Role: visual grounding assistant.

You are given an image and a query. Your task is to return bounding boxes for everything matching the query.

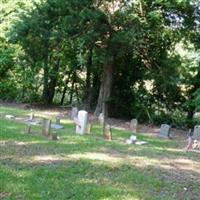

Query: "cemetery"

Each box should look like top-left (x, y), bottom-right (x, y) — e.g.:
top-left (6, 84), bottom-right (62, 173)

top-left (1, 0), bottom-right (200, 199)
top-left (0, 104), bottom-right (200, 200)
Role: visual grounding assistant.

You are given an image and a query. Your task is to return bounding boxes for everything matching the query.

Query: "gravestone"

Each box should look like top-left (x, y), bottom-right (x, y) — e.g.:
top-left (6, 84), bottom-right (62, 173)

top-left (86, 123), bottom-right (92, 134)
top-left (130, 119), bottom-right (138, 133)
top-left (71, 107), bottom-right (78, 120)
top-left (26, 124), bottom-right (32, 134)
top-left (98, 113), bottom-right (104, 126)
top-left (76, 110), bottom-right (88, 135)
top-left (193, 125), bottom-right (200, 140)
top-left (159, 124), bottom-right (171, 138)
top-left (104, 124), bottom-right (112, 140)
top-left (42, 119), bottom-right (51, 136)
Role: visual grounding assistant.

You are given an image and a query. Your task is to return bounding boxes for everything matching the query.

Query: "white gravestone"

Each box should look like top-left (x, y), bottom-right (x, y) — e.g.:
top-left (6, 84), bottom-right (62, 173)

top-left (159, 124), bottom-right (171, 138)
top-left (76, 110), bottom-right (88, 135)
top-left (193, 125), bottom-right (200, 140)
top-left (71, 107), bottom-right (78, 120)
top-left (130, 119), bottom-right (138, 133)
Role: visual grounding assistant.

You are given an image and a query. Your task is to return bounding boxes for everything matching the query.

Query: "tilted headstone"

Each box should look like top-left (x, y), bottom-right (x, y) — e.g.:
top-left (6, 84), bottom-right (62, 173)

top-left (98, 113), bottom-right (104, 126)
top-left (104, 124), bottom-right (112, 140)
top-left (71, 107), bottom-right (78, 120)
top-left (76, 110), bottom-right (88, 135)
top-left (130, 119), bottom-right (138, 133)
top-left (159, 124), bottom-right (171, 138)
top-left (42, 119), bottom-right (51, 136)
top-left (193, 125), bottom-right (200, 140)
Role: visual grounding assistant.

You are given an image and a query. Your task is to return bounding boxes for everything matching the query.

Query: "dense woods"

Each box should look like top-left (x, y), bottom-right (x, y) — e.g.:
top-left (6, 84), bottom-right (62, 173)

top-left (0, 0), bottom-right (200, 126)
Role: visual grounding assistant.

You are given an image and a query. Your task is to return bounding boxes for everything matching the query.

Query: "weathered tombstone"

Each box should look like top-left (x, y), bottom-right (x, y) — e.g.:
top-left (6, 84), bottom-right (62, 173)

top-left (55, 116), bottom-right (60, 124)
top-left (98, 113), bottom-right (104, 126)
top-left (71, 107), bottom-right (78, 120)
top-left (104, 124), bottom-right (112, 140)
top-left (193, 125), bottom-right (200, 140)
top-left (50, 132), bottom-right (58, 140)
top-left (130, 119), bottom-right (138, 133)
top-left (86, 123), bottom-right (92, 134)
top-left (76, 110), bottom-right (88, 135)
top-left (26, 124), bottom-right (32, 134)
top-left (159, 124), bottom-right (171, 138)
top-left (42, 119), bottom-right (51, 136)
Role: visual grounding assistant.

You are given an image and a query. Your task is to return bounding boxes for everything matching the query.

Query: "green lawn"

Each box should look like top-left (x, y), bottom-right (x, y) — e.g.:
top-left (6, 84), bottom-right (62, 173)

top-left (0, 106), bottom-right (200, 200)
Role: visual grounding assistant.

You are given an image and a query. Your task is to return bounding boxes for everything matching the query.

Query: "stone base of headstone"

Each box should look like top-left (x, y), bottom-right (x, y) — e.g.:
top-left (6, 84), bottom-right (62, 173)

top-left (104, 124), bottom-right (112, 140)
top-left (42, 119), bottom-right (51, 136)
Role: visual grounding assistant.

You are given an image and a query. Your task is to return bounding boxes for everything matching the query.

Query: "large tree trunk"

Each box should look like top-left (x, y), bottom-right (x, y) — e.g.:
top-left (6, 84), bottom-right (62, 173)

top-left (60, 72), bottom-right (72, 105)
top-left (43, 58), bottom-right (61, 105)
top-left (94, 58), bottom-right (114, 117)
top-left (187, 69), bottom-right (200, 121)
top-left (42, 57), bottom-right (50, 104)
top-left (83, 47), bottom-right (93, 111)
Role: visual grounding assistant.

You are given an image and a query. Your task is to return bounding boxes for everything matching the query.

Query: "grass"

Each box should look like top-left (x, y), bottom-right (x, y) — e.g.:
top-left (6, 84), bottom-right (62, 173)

top-left (0, 106), bottom-right (200, 200)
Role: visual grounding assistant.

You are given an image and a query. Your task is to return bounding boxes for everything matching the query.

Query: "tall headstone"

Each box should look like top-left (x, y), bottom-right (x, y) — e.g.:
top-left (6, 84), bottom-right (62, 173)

top-left (98, 113), bottom-right (104, 126)
top-left (193, 125), bottom-right (200, 140)
top-left (71, 107), bottom-right (78, 120)
top-left (130, 119), bottom-right (138, 133)
top-left (42, 119), bottom-right (51, 136)
top-left (76, 110), bottom-right (88, 135)
top-left (159, 124), bottom-right (171, 138)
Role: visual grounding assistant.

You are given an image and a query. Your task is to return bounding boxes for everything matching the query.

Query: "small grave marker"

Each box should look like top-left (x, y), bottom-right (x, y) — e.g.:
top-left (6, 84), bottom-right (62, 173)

top-left (76, 110), bottom-right (88, 135)
top-left (104, 124), bottom-right (112, 140)
top-left (27, 124), bottom-right (32, 134)
top-left (71, 107), bottom-right (78, 120)
top-left (159, 124), bottom-right (171, 138)
top-left (130, 119), bottom-right (138, 133)
top-left (42, 119), bottom-right (51, 136)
